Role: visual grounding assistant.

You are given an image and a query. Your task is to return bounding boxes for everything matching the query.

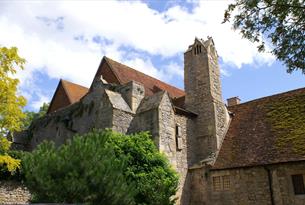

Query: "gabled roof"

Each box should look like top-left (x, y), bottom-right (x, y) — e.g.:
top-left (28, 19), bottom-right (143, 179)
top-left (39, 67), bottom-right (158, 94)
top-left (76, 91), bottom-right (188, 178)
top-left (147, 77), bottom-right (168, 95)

top-left (48, 79), bottom-right (88, 113)
top-left (94, 57), bottom-right (185, 98)
top-left (213, 87), bottom-right (305, 170)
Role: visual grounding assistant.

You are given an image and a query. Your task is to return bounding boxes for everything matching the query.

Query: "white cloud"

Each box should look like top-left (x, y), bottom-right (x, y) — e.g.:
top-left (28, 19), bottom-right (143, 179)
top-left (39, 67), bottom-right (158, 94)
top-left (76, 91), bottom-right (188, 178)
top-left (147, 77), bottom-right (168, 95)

top-left (31, 94), bottom-right (49, 110)
top-left (0, 1), bottom-right (275, 109)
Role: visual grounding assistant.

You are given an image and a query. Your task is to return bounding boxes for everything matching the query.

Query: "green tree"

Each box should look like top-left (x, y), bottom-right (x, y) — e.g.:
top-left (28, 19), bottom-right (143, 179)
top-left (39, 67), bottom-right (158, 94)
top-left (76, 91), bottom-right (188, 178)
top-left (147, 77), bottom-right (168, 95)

top-left (22, 130), bottom-right (179, 205)
top-left (223, 0), bottom-right (305, 73)
top-left (23, 102), bottom-right (49, 129)
top-left (106, 131), bottom-right (179, 205)
top-left (22, 130), bottom-right (136, 204)
top-left (0, 46), bottom-right (26, 137)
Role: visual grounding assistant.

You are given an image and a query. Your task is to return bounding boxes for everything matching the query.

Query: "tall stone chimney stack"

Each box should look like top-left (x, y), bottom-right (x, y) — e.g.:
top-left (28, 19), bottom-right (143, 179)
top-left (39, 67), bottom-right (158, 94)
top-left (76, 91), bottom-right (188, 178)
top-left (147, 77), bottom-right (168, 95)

top-left (184, 37), bottom-right (230, 165)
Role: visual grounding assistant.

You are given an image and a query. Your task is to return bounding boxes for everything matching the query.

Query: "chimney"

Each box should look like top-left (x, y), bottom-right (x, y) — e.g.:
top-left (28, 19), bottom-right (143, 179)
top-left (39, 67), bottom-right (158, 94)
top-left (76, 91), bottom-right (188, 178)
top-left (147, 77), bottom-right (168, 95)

top-left (227, 97), bottom-right (241, 106)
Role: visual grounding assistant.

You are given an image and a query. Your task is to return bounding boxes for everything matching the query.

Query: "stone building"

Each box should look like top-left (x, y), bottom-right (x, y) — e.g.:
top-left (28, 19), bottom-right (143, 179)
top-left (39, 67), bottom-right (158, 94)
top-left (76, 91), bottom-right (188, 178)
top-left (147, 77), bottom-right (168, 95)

top-left (15, 37), bottom-right (305, 205)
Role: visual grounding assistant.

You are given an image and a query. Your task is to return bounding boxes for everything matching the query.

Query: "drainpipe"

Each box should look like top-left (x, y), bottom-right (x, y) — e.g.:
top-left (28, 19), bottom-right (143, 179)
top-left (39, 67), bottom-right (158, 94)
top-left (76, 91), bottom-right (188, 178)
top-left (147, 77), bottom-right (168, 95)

top-left (265, 166), bottom-right (275, 205)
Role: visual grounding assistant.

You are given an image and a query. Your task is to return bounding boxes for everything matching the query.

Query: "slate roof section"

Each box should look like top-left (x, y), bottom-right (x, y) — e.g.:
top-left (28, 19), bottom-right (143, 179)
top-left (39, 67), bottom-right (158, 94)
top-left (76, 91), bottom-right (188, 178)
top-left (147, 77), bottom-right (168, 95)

top-left (105, 89), bottom-right (133, 113)
top-left (213, 87), bottom-right (305, 170)
top-left (137, 91), bottom-right (165, 113)
top-left (100, 57), bottom-right (185, 98)
top-left (48, 79), bottom-right (88, 113)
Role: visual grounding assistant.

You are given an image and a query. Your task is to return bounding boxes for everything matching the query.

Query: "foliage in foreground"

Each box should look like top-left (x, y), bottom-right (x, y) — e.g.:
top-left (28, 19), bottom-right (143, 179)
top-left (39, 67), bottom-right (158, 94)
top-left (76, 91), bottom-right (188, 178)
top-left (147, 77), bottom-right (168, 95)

top-left (22, 131), bottom-right (135, 205)
top-left (0, 46), bottom-right (26, 137)
top-left (0, 136), bottom-right (21, 179)
top-left (107, 131), bottom-right (179, 205)
top-left (22, 130), bottom-right (178, 205)
top-left (224, 0), bottom-right (305, 73)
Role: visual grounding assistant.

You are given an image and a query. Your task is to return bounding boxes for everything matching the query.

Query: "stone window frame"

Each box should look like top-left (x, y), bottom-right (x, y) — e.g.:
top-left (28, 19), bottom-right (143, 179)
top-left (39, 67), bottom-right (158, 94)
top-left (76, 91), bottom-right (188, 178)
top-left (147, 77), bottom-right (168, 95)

top-left (193, 44), bottom-right (202, 55)
top-left (212, 174), bottom-right (231, 192)
top-left (291, 173), bottom-right (305, 195)
top-left (175, 124), bottom-right (183, 151)
top-left (286, 168), bottom-right (305, 199)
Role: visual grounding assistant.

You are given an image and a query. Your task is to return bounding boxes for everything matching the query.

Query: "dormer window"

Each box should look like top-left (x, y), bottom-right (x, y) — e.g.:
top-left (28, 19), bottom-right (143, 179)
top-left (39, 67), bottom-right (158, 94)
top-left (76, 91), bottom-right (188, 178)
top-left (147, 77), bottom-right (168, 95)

top-left (194, 44), bottom-right (202, 55)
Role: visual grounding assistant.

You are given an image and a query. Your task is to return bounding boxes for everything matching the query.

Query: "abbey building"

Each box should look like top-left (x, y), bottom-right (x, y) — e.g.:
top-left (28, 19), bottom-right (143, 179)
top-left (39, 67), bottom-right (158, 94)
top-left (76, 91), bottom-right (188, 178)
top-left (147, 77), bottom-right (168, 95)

top-left (16, 37), bottom-right (305, 205)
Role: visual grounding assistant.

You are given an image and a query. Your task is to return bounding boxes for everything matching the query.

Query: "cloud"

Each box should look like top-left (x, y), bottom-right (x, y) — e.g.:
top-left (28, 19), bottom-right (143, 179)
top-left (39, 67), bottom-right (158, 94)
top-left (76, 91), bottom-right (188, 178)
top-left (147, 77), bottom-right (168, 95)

top-left (31, 94), bottom-right (50, 110)
top-left (0, 1), bottom-right (275, 109)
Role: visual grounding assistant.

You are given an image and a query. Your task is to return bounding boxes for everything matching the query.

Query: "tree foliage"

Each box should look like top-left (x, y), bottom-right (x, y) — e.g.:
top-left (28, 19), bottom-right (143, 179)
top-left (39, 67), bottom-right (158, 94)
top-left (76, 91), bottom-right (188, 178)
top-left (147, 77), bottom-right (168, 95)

top-left (22, 130), bottom-right (135, 204)
top-left (224, 0), bottom-right (305, 73)
top-left (22, 102), bottom-right (49, 129)
top-left (0, 46), bottom-right (26, 137)
top-left (22, 130), bottom-right (178, 204)
top-left (107, 131), bottom-right (179, 205)
top-left (0, 136), bottom-right (21, 178)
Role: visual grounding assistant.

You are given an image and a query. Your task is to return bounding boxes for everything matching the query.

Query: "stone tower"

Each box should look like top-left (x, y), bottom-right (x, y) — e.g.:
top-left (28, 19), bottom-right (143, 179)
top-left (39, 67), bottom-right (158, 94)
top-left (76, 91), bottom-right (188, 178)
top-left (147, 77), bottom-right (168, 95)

top-left (184, 37), bottom-right (229, 165)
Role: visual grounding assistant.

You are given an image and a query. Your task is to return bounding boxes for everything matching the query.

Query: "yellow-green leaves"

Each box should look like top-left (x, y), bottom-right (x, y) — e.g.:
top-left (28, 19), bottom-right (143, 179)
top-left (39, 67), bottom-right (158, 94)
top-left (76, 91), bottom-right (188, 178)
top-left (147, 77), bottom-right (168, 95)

top-left (0, 136), bottom-right (12, 154)
top-left (0, 136), bottom-right (21, 175)
top-left (0, 46), bottom-right (26, 137)
top-left (0, 154), bottom-right (21, 173)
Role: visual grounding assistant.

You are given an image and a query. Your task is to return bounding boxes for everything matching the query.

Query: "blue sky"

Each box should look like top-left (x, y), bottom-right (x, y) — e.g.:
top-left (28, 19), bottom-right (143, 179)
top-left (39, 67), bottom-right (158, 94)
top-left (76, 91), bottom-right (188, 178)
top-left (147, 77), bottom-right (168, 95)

top-left (0, 1), bottom-right (303, 111)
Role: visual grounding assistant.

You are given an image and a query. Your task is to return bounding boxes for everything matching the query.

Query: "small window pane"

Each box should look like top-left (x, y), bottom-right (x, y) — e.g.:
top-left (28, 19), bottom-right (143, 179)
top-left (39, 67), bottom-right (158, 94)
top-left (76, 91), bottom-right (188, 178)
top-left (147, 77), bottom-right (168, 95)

top-left (223, 175), bottom-right (230, 190)
top-left (292, 174), bottom-right (305, 195)
top-left (213, 176), bottom-right (222, 191)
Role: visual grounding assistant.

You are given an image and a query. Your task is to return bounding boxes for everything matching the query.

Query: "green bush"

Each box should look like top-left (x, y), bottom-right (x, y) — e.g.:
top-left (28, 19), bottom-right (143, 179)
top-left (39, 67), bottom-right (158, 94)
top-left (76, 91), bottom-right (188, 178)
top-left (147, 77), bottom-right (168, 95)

top-left (22, 131), bottom-right (136, 205)
top-left (106, 131), bottom-right (179, 205)
top-left (22, 130), bottom-right (179, 205)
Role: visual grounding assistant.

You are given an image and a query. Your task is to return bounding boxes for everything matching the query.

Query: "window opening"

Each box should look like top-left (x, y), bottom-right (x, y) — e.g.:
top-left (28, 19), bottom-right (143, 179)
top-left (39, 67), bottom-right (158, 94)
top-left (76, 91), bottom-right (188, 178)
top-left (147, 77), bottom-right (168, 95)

top-left (292, 174), bottom-right (305, 195)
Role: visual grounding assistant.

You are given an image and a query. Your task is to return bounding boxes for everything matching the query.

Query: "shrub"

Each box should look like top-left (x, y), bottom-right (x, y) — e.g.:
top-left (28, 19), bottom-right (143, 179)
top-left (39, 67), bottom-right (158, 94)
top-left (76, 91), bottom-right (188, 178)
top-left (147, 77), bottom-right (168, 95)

top-left (106, 130), bottom-right (179, 205)
top-left (23, 130), bottom-right (179, 205)
top-left (22, 131), bottom-right (136, 205)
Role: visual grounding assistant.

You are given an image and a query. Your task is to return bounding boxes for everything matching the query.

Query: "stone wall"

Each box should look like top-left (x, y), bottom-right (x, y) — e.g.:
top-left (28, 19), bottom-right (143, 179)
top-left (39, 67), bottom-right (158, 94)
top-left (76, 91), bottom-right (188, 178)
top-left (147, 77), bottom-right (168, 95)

top-left (188, 161), bottom-right (305, 205)
top-left (27, 88), bottom-right (116, 150)
top-left (112, 108), bottom-right (134, 133)
top-left (175, 114), bottom-right (190, 205)
top-left (158, 93), bottom-right (176, 166)
top-left (0, 181), bottom-right (30, 204)
top-left (270, 162), bottom-right (305, 205)
top-left (184, 38), bottom-right (229, 165)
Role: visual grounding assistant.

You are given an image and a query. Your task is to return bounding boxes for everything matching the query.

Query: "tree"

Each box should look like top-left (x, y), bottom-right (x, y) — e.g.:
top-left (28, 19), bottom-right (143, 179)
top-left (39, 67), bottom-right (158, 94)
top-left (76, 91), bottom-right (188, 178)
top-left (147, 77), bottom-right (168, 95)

top-left (22, 102), bottom-right (49, 129)
top-left (0, 136), bottom-right (21, 179)
top-left (106, 131), bottom-right (179, 205)
top-left (22, 130), bottom-right (136, 204)
top-left (223, 0), bottom-right (305, 73)
top-left (22, 130), bottom-right (179, 205)
top-left (0, 46), bottom-right (26, 137)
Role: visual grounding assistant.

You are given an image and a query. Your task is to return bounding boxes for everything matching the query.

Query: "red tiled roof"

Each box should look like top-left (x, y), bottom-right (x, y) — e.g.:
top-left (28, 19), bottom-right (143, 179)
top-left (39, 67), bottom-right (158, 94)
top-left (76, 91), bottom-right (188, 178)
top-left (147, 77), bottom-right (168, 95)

top-left (61, 79), bottom-right (88, 104)
top-left (95, 57), bottom-right (185, 98)
top-left (48, 79), bottom-right (88, 113)
top-left (213, 87), bottom-right (305, 169)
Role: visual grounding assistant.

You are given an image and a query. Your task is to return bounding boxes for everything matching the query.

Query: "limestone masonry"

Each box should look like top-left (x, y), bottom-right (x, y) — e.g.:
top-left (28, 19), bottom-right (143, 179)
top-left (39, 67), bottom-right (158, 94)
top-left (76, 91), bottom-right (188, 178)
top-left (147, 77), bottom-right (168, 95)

top-left (14, 37), bottom-right (305, 205)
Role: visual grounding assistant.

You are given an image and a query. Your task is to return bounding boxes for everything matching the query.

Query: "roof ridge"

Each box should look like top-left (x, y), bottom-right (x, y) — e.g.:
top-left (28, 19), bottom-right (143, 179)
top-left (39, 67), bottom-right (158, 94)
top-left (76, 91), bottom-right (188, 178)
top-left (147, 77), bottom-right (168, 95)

top-left (60, 79), bottom-right (88, 90)
top-left (105, 56), bottom-right (185, 94)
top-left (230, 86), bottom-right (305, 108)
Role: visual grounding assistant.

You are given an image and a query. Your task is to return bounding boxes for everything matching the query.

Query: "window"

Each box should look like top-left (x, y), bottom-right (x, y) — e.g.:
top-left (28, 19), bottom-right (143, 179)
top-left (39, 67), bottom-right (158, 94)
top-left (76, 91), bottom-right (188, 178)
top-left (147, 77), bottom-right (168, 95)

top-left (292, 174), bottom-right (305, 195)
top-left (222, 175), bottom-right (230, 190)
top-left (175, 124), bottom-right (183, 150)
top-left (213, 175), bottom-right (230, 191)
top-left (193, 44), bottom-right (202, 55)
top-left (213, 176), bottom-right (222, 191)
